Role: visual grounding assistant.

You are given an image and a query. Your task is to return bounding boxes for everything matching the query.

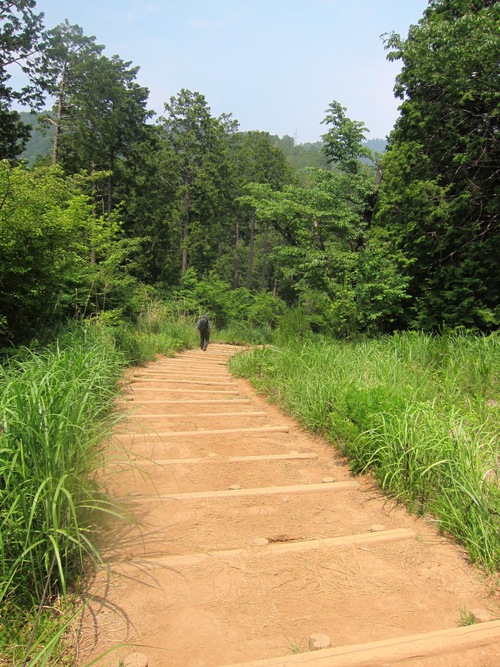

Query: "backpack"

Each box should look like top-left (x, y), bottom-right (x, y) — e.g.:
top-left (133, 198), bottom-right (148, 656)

top-left (198, 315), bottom-right (209, 334)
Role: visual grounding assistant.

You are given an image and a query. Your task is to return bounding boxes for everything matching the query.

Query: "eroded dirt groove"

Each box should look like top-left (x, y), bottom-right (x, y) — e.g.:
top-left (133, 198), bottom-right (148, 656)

top-left (79, 344), bottom-right (500, 667)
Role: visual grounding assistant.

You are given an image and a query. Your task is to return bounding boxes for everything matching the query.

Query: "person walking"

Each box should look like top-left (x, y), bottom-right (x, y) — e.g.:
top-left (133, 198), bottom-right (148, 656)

top-left (196, 314), bottom-right (211, 351)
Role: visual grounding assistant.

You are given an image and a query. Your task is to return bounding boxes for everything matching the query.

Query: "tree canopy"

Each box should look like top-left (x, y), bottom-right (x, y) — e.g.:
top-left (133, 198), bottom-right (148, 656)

top-left (0, 0), bottom-right (498, 345)
top-left (377, 0), bottom-right (500, 330)
top-left (0, 0), bottom-right (45, 159)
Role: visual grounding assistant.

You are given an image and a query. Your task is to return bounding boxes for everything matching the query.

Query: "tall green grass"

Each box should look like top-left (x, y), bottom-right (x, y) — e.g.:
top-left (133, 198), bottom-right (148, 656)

top-left (109, 301), bottom-right (198, 365)
top-left (0, 325), bottom-right (127, 664)
top-left (0, 305), bottom-right (200, 664)
top-left (229, 332), bottom-right (500, 571)
top-left (215, 321), bottom-right (274, 346)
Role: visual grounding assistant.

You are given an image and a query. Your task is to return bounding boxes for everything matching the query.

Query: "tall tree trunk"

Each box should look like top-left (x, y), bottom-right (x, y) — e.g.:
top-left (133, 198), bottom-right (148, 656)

top-left (246, 210), bottom-right (256, 289)
top-left (51, 66), bottom-right (67, 165)
top-left (181, 195), bottom-right (190, 273)
top-left (260, 220), bottom-right (269, 290)
top-left (233, 217), bottom-right (240, 289)
top-left (107, 152), bottom-right (114, 214)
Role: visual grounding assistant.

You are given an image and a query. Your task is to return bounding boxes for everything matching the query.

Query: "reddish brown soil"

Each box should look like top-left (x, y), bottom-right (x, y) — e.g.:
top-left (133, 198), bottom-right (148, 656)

top-left (77, 344), bottom-right (500, 667)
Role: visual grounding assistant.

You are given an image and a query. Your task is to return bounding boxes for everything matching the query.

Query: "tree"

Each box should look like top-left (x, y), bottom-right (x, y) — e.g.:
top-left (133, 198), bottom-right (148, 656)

top-left (321, 100), bottom-right (372, 174)
top-left (0, 161), bottom-right (142, 343)
top-left (38, 21), bottom-right (103, 165)
top-left (231, 131), bottom-right (291, 288)
top-left (377, 0), bottom-right (500, 330)
top-left (0, 0), bottom-right (45, 159)
top-left (116, 125), bottom-right (179, 285)
top-left (237, 164), bottom-right (408, 335)
top-left (233, 100), bottom-right (409, 335)
top-left (158, 89), bottom-right (238, 275)
top-left (56, 53), bottom-right (152, 213)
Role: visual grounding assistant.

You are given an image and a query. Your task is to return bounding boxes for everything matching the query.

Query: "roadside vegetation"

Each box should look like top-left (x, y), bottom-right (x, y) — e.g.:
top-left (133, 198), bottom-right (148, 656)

top-left (0, 314), bottom-right (197, 666)
top-left (229, 331), bottom-right (500, 571)
top-left (1, 303), bottom-right (499, 663)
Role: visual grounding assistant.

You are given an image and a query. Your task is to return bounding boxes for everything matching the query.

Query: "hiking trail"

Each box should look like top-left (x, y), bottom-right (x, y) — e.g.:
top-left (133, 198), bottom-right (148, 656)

top-left (78, 344), bottom-right (500, 666)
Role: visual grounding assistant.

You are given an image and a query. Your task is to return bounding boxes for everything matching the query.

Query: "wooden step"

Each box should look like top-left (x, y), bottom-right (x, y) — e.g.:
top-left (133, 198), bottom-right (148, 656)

top-left (110, 452), bottom-right (319, 466)
top-left (105, 452), bottom-right (329, 494)
top-left (130, 411), bottom-right (267, 418)
top-left (115, 425), bottom-right (290, 439)
top-left (126, 480), bottom-right (359, 502)
top-left (221, 620), bottom-right (500, 667)
top-left (134, 370), bottom-right (232, 378)
top-left (123, 398), bottom-right (252, 405)
top-left (130, 378), bottom-right (237, 386)
top-left (125, 387), bottom-right (237, 394)
top-left (114, 528), bottom-right (416, 570)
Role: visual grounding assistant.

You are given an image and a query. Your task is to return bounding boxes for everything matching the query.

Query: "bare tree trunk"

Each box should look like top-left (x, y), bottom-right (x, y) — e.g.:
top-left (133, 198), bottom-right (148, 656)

top-left (260, 220), bottom-right (269, 290)
top-left (233, 217), bottom-right (240, 289)
top-left (246, 210), bottom-right (256, 289)
top-left (51, 66), bottom-right (67, 165)
top-left (181, 195), bottom-right (189, 273)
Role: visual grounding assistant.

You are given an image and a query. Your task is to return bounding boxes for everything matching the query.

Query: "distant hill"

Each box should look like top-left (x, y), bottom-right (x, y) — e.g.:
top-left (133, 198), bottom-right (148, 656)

top-left (272, 135), bottom-right (387, 171)
top-left (271, 135), bottom-right (331, 170)
top-left (17, 114), bottom-right (388, 171)
top-left (19, 112), bottom-right (53, 165)
top-left (364, 138), bottom-right (388, 157)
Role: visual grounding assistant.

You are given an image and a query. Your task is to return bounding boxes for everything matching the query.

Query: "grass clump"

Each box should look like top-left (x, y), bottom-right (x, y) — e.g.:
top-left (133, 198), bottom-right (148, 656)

top-left (105, 300), bottom-right (198, 365)
top-left (229, 331), bottom-right (500, 571)
top-left (0, 303), bottom-right (209, 664)
top-left (0, 324), bottom-right (126, 663)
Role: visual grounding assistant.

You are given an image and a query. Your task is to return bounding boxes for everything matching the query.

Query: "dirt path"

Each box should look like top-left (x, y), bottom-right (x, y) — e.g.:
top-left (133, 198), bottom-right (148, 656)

top-left (78, 344), bottom-right (500, 667)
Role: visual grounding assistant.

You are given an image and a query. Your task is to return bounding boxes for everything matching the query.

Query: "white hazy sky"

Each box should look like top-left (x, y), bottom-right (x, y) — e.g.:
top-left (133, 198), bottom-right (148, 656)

top-left (33, 0), bottom-right (430, 142)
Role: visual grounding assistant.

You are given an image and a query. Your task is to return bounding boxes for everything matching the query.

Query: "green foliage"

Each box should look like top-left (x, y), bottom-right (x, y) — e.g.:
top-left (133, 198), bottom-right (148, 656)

top-left (38, 20), bottom-right (104, 167)
top-left (377, 0), bottom-right (500, 331)
top-left (229, 332), bottom-right (500, 570)
top-left (271, 135), bottom-right (387, 171)
top-left (321, 100), bottom-right (373, 174)
top-left (109, 300), bottom-right (197, 365)
top-left (272, 136), bottom-right (331, 171)
top-left (217, 321), bottom-right (273, 346)
top-left (19, 111), bottom-right (53, 165)
top-left (233, 131), bottom-right (292, 190)
top-left (54, 48), bottom-right (152, 216)
top-left (274, 306), bottom-right (313, 345)
top-left (0, 596), bottom-right (81, 666)
top-left (237, 162), bottom-right (408, 336)
top-left (158, 89), bottom-right (238, 276)
top-left (247, 291), bottom-right (286, 328)
top-left (0, 325), bottom-right (125, 611)
top-left (0, 162), bottom-right (143, 345)
top-left (0, 0), bottom-right (46, 159)
top-left (170, 270), bottom-right (287, 331)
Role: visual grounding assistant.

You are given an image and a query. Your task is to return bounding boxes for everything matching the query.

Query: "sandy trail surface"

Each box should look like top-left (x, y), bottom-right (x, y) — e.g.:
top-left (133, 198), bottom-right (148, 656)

top-left (78, 344), bottom-right (500, 667)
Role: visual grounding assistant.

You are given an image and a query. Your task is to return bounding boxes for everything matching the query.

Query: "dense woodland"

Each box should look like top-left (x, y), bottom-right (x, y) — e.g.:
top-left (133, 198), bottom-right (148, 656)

top-left (0, 0), bottom-right (499, 346)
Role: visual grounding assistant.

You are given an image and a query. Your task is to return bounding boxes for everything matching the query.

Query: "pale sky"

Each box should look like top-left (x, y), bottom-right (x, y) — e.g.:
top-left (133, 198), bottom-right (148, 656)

top-left (32, 0), bottom-right (429, 142)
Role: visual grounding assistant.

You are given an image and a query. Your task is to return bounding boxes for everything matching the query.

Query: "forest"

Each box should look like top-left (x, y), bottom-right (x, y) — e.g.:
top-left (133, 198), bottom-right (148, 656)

top-left (1, 0), bottom-right (498, 346)
top-left (0, 0), bottom-right (499, 664)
